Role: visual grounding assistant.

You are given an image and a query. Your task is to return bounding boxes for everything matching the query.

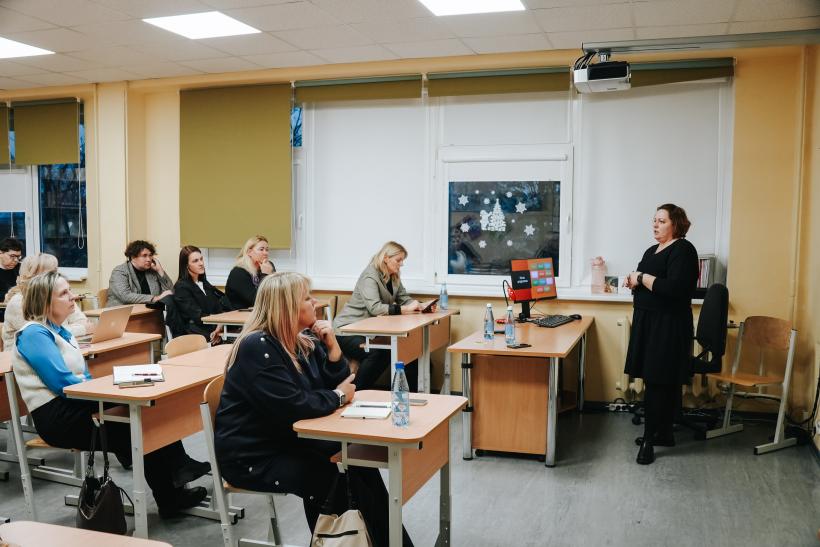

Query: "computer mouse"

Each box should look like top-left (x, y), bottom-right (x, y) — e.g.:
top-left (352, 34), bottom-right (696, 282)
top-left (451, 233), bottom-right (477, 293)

top-left (569, 314), bottom-right (582, 320)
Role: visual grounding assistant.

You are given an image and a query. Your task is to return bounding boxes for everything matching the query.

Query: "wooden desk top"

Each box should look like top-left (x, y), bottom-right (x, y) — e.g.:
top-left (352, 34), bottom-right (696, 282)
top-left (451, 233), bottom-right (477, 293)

top-left (203, 300), bottom-right (330, 326)
top-left (85, 304), bottom-right (157, 318)
top-left (0, 521), bottom-right (171, 546)
top-left (447, 316), bottom-right (594, 358)
top-left (294, 390), bottom-right (466, 444)
top-left (339, 309), bottom-right (459, 336)
top-left (81, 332), bottom-right (162, 357)
top-left (64, 364), bottom-right (219, 403)
top-left (160, 343), bottom-right (232, 371)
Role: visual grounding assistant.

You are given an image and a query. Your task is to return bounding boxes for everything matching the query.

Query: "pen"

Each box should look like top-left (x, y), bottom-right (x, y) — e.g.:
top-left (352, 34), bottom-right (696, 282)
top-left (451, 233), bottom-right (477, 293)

top-left (356, 404), bottom-right (389, 408)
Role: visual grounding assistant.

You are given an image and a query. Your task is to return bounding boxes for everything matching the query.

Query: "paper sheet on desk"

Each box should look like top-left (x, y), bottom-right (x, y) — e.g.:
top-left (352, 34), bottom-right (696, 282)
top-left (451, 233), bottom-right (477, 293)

top-left (341, 401), bottom-right (391, 419)
top-left (113, 364), bottom-right (164, 387)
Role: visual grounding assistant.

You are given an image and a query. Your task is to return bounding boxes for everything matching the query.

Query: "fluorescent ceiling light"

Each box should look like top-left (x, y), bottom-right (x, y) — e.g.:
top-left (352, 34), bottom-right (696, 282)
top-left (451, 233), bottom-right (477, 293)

top-left (143, 11), bottom-right (260, 39)
top-left (0, 37), bottom-right (54, 59)
top-left (418, 0), bottom-right (525, 16)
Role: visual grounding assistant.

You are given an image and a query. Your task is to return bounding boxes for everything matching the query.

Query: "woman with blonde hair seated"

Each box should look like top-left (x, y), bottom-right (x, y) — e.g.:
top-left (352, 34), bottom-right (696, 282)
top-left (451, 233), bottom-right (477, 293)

top-left (2, 253), bottom-right (94, 351)
top-left (215, 272), bottom-right (413, 546)
top-left (225, 235), bottom-right (276, 310)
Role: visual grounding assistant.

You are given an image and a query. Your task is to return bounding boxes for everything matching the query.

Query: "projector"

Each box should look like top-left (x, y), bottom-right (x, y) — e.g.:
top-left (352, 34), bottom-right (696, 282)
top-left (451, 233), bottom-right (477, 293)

top-left (573, 60), bottom-right (631, 93)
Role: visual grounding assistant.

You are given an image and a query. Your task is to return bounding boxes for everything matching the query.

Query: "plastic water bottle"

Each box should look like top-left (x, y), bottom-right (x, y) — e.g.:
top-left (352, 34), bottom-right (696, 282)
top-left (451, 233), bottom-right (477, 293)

top-left (484, 303), bottom-right (494, 342)
top-left (505, 306), bottom-right (517, 346)
top-left (391, 361), bottom-right (410, 428)
top-left (439, 283), bottom-right (448, 310)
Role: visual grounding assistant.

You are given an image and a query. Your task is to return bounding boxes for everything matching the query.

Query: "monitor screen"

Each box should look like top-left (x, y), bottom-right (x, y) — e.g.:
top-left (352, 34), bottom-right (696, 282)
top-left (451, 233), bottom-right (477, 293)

top-left (509, 258), bottom-right (557, 302)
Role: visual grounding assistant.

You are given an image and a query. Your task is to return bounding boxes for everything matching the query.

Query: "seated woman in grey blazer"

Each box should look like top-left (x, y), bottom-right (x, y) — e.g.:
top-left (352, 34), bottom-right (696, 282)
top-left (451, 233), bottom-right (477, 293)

top-left (332, 241), bottom-right (421, 390)
top-left (107, 240), bottom-right (174, 307)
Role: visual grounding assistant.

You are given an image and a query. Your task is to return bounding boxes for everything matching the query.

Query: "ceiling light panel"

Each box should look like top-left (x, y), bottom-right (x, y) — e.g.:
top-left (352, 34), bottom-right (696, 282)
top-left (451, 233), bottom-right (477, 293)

top-left (143, 11), bottom-right (260, 40)
top-left (0, 36), bottom-right (54, 59)
top-left (418, 0), bottom-right (525, 17)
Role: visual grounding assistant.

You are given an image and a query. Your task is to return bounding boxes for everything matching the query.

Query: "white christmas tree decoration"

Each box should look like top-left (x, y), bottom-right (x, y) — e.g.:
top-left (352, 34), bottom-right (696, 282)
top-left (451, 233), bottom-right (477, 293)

top-left (524, 224), bottom-right (535, 236)
top-left (460, 222), bottom-right (470, 233)
top-left (479, 210), bottom-right (490, 230)
top-left (486, 199), bottom-right (506, 232)
top-left (515, 201), bottom-right (527, 214)
top-left (479, 240), bottom-right (487, 249)
top-left (458, 194), bottom-right (469, 206)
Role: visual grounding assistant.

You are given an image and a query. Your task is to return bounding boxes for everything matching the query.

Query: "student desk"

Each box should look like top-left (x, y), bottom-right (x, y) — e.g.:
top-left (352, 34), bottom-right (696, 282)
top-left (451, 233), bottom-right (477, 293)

top-left (158, 343), bottom-right (232, 371)
top-left (447, 317), bottom-right (593, 467)
top-left (63, 364), bottom-right (225, 538)
top-left (0, 521), bottom-right (172, 546)
top-left (82, 332), bottom-right (162, 377)
top-left (294, 390), bottom-right (466, 547)
top-left (338, 310), bottom-right (458, 394)
top-left (203, 299), bottom-right (331, 341)
top-left (85, 304), bottom-right (164, 336)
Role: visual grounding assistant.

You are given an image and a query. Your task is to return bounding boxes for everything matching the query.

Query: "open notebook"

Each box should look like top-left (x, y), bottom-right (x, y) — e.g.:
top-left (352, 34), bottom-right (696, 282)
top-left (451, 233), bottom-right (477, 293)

top-left (341, 401), bottom-right (392, 419)
top-left (113, 364), bottom-right (164, 388)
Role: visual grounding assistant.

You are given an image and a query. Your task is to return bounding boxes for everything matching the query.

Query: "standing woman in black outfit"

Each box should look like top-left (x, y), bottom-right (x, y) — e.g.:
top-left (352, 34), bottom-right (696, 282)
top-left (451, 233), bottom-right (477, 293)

top-left (624, 203), bottom-right (699, 465)
top-left (225, 235), bottom-right (275, 310)
top-left (172, 245), bottom-right (230, 344)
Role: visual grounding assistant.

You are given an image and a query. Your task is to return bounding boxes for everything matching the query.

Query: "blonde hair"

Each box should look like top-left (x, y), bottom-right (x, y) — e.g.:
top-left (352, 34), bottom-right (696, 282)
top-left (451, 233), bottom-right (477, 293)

top-left (235, 235), bottom-right (269, 276)
top-left (227, 272), bottom-right (315, 373)
top-left (4, 253), bottom-right (58, 302)
top-left (370, 241), bottom-right (407, 284)
top-left (22, 270), bottom-right (64, 324)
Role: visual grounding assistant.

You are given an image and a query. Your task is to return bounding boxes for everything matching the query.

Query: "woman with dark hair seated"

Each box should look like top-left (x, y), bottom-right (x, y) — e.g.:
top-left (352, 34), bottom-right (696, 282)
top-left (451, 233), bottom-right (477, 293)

top-left (171, 245), bottom-right (230, 344)
top-left (12, 271), bottom-right (209, 517)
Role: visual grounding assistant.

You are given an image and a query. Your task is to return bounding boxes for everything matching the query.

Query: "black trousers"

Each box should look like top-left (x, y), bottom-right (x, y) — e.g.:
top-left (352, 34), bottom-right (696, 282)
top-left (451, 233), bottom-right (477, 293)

top-left (643, 383), bottom-right (681, 438)
top-left (337, 335), bottom-right (418, 392)
top-left (30, 396), bottom-right (188, 508)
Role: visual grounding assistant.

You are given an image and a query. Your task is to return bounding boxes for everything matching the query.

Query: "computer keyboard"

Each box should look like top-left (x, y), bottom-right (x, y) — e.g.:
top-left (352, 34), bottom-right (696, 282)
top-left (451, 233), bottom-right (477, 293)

top-left (531, 315), bottom-right (574, 328)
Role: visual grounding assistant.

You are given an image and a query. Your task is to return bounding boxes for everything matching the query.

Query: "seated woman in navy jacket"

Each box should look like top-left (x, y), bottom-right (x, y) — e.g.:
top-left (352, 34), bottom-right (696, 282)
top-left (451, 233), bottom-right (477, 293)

top-left (214, 272), bottom-right (413, 546)
top-left (171, 245), bottom-right (230, 344)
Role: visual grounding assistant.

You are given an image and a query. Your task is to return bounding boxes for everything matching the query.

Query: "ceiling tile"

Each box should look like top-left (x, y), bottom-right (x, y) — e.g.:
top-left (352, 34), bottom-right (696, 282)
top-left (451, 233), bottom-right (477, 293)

top-left (309, 0), bottom-right (432, 24)
top-left (202, 0), bottom-right (294, 8)
top-left (273, 25), bottom-right (374, 49)
top-left (350, 17), bottom-right (455, 43)
top-left (18, 72), bottom-right (89, 86)
top-left (70, 46), bottom-right (164, 66)
top-left (384, 38), bottom-right (474, 58)
top-left (636, 23), bottom-right (728, 40)
top-left (0, 77), bottom-right (37, 90)
top-left (65, 67), bottom-right (142, 82)
top-left (462, 33), bottom-right (552, 54)
top-left (91, 0), bottom-right (213, 18)
top-left (0, 6), bottom-right (57, 33)
top-left (547, 27), bottom-right (634, 49)
top-left (70, 19), bottom-right (182, 46)
top-left (533, 4), bottom-right (633, 32)
top-left (126, 62), bottom-right (204, 78)
top-left (133, 38), bottom-right (232, 62)
top-left (1, 0), bottom-right (128, 28)
top-left (180, 56), bottom-right (263, 73)
top-left (10, 53), bottom-right (102, 72)
top-left (242, 50), bottom-right (326, 67)
top-left (199, 32), bottom-right (297, 55)
top-left (8, 28), bottom-right (110, 53)
top-left (524, 0), bottom-right (625, 7)
top-left (442, 12), bottom-right (543, 38)
top-left (312, 44), bottom-right (398, 64)
top-left (633, 0), bottom-right (735, 27)
top-left (733, 0), bottom-right (820, 21)
top-left (0, 61), bottom-right (50, 77)
top-left (227, 1), bottom-right (340, 31)
top-left (728, 16), bottom-right (820, 33)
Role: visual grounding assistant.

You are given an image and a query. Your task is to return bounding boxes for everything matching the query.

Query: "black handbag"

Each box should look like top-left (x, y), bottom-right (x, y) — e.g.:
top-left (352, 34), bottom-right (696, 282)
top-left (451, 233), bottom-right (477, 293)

top-left (76, 421), bottom-right (132, 535)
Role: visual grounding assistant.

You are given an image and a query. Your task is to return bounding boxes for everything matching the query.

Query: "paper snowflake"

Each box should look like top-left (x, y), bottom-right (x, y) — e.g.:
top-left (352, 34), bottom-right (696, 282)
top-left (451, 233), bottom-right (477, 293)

top-left (460, 223), bottom-right (470, 233)
top-left (524, 224), bottom-right (535, 237)
top-left (515, 202), bottom-right (527, 214)
top-left (458, 194), bottom-right (469, 206)
top-left (483, 198), bottom-right (490, 205)
top-left (506, 191), bottom-right (512, 198)
top-left (506, 240), bottom-right (513, 246)
top-left (479, 210), bottom-right (490, 230)
top-left (479, 240), bottom-right (487, 249)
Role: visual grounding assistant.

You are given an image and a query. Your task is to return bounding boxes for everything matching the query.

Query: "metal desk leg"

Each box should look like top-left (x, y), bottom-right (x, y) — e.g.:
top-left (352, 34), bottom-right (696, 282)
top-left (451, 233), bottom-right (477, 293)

top-left (546, 357), bottom-right (559, 467)
top-left (390, 337), bottom-right (399, 380)
top-left (387, 446), bottom-right (404, 547)
top-left (442, 352), bottom-right (451, 395)
top-left (129, 403), bottom-right (149, 538)
top-left (578, 333), bottom-right (587, 412)
top-left (435, 443), bottom-right (451, 546)
top-left (461, 354), bottom-right (473, 460)
top-left (419, 326), bottom-right (431, 393)
top-left (5, 373), bottom-right (36, 520)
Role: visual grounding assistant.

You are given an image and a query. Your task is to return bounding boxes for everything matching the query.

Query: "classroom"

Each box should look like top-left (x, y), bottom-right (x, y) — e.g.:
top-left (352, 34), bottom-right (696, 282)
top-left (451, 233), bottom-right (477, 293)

top-left (0, 1), bottom-right (819, 546)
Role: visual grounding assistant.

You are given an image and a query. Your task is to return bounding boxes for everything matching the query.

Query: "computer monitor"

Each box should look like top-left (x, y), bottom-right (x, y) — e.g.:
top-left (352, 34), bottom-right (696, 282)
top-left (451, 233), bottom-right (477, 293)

top-left (509, 257), bottom-right (557, 320)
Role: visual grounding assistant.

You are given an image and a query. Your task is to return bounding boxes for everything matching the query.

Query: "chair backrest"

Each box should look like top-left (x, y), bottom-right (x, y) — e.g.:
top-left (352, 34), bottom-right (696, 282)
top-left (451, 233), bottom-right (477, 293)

top-left (98, 288), bottom-right (108, 308)
top-left (203, 375), bottom-right (225, 424)
top-left (691, 283), bottom-right (729, 374)
top-left (733, 315), bottom-right (795, 378)
top-left (165, 334), bottom-right (208, 358)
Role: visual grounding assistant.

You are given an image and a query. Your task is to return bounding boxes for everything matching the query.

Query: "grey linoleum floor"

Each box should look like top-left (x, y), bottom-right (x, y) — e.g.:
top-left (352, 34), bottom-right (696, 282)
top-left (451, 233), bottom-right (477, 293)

top-left (2, 411), bottom-right (818, 547)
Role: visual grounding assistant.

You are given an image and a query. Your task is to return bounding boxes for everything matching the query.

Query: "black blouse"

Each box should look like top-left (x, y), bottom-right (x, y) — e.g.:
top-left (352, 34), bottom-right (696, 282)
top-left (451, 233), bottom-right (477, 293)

top-left (633, 238), bottom-right (699, 313)
top-left (225, 261), bottom-right (275, 310)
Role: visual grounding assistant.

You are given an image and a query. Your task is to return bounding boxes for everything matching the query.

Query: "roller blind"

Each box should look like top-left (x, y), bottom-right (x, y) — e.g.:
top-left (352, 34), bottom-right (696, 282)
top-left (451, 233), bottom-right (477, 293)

top-left (294, 76), bottom-right (422, 103)
top-left (631, 59), bottom-right (734, 87)
top-left (180, 84), bottom-right (292, 249)
top-left (0, 106), bottom-right (8, 164)
top-left (428, 68), bottom-right (569, 97)
top-left (12, 101), bottom-right (79, 165)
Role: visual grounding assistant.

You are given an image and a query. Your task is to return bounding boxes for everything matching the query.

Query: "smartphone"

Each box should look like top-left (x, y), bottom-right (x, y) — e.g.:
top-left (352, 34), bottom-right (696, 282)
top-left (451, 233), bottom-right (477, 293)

top-left (506, 343), bottom-right (532, 349)
top-left (409, 398), bottom-right (429, 406)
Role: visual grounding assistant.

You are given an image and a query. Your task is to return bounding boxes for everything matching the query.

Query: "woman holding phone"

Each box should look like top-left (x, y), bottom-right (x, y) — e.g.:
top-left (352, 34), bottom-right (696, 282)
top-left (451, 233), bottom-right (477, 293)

top-left (107, 240), bottom-right (174, 306)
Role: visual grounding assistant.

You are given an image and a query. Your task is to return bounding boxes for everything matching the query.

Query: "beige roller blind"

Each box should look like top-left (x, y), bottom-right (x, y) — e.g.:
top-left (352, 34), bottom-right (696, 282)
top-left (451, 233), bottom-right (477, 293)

top-left (12, 101), bottom-right (79, 165)
top-left (428, 68), bottom-right (569, 97)
top-left (631, 59), bottom-right (734, 87)
top-left (180, 84), bottom-right (292, 249)
top-left (0, 106), bottom-right (8, 165)
top-left (294, 76), bottom-right (422, 103)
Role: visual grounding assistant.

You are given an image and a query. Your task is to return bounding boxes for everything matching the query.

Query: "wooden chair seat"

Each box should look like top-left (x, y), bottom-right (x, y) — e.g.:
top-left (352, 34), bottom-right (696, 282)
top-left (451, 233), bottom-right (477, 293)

top-left (709, 371), bottom-right (782, 387)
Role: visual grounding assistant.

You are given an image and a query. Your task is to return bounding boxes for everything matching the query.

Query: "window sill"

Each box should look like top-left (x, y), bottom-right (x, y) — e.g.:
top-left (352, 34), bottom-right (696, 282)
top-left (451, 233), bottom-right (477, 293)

top-left (59, 267), bottom-right (87, 282)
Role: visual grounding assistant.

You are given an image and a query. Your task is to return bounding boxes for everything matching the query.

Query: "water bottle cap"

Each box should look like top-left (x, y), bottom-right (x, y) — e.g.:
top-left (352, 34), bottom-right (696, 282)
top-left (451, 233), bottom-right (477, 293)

top-left (507, 305), bottom-right (513, 311)
top-left (395, 361), bottom-right (405, 369)
top-left (486, 303), bottom-right (492, 308)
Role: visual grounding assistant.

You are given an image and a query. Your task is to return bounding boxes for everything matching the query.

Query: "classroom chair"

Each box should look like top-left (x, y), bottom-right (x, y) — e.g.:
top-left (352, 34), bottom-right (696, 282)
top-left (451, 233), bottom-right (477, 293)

top-left (706, 316), bottom-right (798, 454)
top-left (201, 376), bottom-right (290, 547)
top-left (97, 288), bottom-right (108, 308)
top-left (165, 334), bottom-right (208, 359)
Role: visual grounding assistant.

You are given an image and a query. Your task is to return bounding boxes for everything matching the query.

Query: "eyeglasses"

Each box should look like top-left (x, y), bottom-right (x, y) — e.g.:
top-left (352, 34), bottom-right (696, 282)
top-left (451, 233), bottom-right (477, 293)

top-left (2, 253), bottom-right (22, 262)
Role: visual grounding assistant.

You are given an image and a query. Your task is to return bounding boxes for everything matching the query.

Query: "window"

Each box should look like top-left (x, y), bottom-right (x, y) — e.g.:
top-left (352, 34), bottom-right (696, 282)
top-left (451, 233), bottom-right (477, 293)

top-left (0, 212), bottom-right (26, 251)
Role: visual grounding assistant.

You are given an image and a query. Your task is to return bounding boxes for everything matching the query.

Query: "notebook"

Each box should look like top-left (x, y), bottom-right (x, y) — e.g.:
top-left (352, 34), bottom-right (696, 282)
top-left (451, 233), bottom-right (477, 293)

top-left (113, 364), bottom-right (164, 388)
top-left (341, 401), bottom-right (392, 419)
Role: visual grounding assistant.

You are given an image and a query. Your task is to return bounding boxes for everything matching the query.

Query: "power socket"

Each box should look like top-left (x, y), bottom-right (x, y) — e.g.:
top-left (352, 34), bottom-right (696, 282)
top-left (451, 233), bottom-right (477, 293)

top-left (608, 403), bottom-right (630, 412)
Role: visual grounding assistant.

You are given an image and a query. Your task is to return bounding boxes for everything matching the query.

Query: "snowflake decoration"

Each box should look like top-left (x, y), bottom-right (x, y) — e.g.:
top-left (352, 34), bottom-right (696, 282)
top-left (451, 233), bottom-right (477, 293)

top-left (474, 190), bottom-right (480, 194)
top-left (458, 194), bottom-right (469, 206)
top-left (491, 190), bottom-right (495, 195)
top-left (524, 224), bottom-right (535, 237)
top-left (506, 240), bottom-right (513, 247)
top-left (483, 198), bottom-right (490, 205)
top-left (460, 222), bottom-right (470, 233)
top-left (515, 202), bottom-right (527, 214)
top-left (506, 191), bottom-right (512, 198)
top-left (511, 219), bottom-right (516, 224)
top-left (478, 240), bottom-right (487, 249)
